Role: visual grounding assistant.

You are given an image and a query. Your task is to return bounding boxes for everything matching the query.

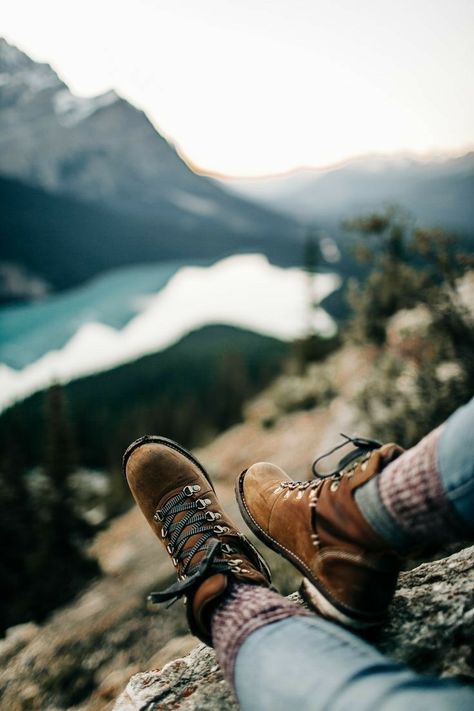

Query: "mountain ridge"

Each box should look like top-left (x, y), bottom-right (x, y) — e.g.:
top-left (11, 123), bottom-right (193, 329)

top-left (0, 38), bottom-right (298, 237)
top-left (0, 38), bottom-right (303, 301)
top-left (221, 151), bottom-right (474, 234)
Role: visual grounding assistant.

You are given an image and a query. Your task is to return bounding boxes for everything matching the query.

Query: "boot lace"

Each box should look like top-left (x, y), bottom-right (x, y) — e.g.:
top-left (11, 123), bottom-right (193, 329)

top-left (311, 434), bottom-right (381, 479)
top-left (279, 435), bottom-right (382, 548)
top-left (278, 434), bottom-right (381, 493)
top-left (148, 484), bottom-right (242, 606)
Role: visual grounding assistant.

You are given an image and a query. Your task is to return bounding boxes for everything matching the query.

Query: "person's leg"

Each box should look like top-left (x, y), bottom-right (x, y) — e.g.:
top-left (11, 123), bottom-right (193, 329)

top-left (438, 396), bottom-right (474, 530)
top-left (232, 615), bottom-right (474, 711)
top-left (221, 399), bottom-right (474, 709)
top-left (355, 396), bottom-right (474, 553)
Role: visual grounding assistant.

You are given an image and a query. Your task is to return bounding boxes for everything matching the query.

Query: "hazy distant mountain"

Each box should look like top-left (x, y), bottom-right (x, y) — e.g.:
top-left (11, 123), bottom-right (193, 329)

top-left (222, 153), bottom-right (474, 235)
top-left (0, 37), bottom-right (301, 290)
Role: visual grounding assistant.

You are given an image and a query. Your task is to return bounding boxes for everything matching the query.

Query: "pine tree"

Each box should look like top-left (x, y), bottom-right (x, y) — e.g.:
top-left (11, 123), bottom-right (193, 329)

top-left (27, 384), bottom-right (99, 620)
top-left (0, 439), bottom-right (32, 631)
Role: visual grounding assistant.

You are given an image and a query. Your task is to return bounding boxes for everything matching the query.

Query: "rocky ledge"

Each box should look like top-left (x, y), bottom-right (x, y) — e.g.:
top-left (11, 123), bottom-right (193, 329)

top-left (115, 545), bottom-right (474, 710)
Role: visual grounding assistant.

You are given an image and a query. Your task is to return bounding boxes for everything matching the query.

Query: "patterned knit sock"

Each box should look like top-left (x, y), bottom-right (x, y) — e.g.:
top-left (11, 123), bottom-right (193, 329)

top-left (355, 426), bottom-right (465, 553)
top-left (211, 582), bottom-right (310, 685)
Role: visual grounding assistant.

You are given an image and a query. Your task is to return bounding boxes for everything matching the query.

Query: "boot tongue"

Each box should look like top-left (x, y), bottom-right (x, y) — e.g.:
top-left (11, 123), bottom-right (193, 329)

top-left (314, 443), bottom-right (405, 551)
top-left (191, 573), bottom-right (229, 641)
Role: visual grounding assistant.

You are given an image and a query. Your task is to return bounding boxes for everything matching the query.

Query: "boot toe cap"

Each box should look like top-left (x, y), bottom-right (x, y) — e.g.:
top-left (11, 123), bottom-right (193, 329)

top-left (125, 441), bottom-right (177, 488)
top-left (123, 438), bottom-right (210, 522)
top-left (238, 462), bottom-right (290, 526)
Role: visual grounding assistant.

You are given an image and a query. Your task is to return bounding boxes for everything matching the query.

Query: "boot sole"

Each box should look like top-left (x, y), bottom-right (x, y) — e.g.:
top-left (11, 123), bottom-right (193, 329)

top-left (235, 470), bottom-right (384, 630)
top-left (122, 435), bottom-right (216, 492)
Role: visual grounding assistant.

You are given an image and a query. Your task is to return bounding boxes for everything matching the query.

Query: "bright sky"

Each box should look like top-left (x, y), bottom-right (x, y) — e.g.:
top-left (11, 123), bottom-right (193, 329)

top-left (2, 0), bottom-right (474, 176)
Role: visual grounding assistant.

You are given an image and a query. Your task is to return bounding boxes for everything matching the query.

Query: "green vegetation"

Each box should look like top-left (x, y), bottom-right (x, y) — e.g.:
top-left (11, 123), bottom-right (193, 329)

top-left (346, 207), bottom-right (474, 445)
top-left (0, 385), bottom-right (98, 633)
top-left (0, 325), bottom-right (290, 471)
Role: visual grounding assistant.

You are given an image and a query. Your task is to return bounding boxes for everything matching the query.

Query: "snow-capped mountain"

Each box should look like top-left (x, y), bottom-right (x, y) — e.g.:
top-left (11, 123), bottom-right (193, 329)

top-left (0, 39), bottom-right (306, 301)
top-left (0, 38), bottom-right (297, 238)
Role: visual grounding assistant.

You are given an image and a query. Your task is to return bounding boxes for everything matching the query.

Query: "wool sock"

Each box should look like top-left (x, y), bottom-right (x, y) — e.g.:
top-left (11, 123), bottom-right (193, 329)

top-left (355, 426), bottom-right (465, 553)
top-left (211, 582), bottom-right (310, 685)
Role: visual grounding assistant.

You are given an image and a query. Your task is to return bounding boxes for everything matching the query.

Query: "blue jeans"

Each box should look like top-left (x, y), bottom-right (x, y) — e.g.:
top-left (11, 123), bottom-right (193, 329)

top-left (438, 396), bottom-right (474, 533)
top-left (234, 398), bottom-right (474, 711)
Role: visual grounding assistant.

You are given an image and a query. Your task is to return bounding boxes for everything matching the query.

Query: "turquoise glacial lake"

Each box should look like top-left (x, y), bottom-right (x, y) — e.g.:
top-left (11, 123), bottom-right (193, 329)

top-left (0, 261), bottom-right (190, 369)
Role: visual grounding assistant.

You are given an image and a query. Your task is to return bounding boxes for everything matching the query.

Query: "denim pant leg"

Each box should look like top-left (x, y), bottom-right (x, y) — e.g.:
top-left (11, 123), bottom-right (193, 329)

top-left (234, 617), bottom-right (474, 711)
top-left (438, 396), bottom-right (474, 534)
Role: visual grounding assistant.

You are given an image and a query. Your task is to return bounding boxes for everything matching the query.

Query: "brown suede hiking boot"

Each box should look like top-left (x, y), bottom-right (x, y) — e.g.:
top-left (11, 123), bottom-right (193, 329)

top-left (123, 435), bottom-right (272, 645)
top-left (236, 437), bottom-right (404, 630)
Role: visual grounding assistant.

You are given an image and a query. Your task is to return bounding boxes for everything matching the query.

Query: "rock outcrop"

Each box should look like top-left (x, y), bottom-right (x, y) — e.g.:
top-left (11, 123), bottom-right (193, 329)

top-left (115, 545), bottom-right (474, 710)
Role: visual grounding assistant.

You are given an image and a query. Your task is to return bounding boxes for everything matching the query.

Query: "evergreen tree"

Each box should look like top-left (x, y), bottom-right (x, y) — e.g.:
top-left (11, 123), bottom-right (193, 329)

top-left (0, 440), bottom-right (32, 631)
top-left (27, 384), bottom-right (99, 621)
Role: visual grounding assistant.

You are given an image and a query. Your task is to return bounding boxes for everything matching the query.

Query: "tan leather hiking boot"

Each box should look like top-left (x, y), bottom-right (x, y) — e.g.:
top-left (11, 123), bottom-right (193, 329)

top-left (123, 435), bottom-right (271, 645)
top-left (236, 437), bottom-right (404, 630)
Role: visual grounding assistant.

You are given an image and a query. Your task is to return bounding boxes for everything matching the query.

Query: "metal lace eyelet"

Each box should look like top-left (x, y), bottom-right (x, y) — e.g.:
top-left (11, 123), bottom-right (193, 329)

top-left (205, 511), bottom-right (219, 521)
top-left (230, 558), bottom-right (243, 566)
top-left (161, 526), bottom-right (168, 538)
top-left (167, 543), bottom-right (174, 554)
top-left (153, 510), bottom-right (163, 522)
top-left (196, 498), bottom-right (210, 509)
top-left (221, 543), bottom-right (233, 553)
top-left (330, 480), bottom-right (340, 492)
top-left (172, 557), bottom-right (178, 567)
top-left (183, 485), bottom-right (196, 496)
top-left (231, 566), bottom-right (241, 573)
top-left (213, 525), bottom-right (229, 534)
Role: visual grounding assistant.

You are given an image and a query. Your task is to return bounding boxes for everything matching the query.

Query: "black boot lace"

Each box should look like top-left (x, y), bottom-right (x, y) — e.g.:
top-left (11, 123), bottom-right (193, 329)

top-left (148, 484), bottom-right (241, 606)
top-left (278, 435), bottom-right (383, 549)
top-left (311, 434), bottom-right (381, 479)
top-left (277, 435), bottom-right (382, 497)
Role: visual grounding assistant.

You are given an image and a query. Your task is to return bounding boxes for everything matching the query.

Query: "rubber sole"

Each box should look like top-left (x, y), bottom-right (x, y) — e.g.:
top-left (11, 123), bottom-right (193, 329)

top-left (235, 470), bottom-right (384, 630)
top-left (122, 435), bottom-right (216, 493)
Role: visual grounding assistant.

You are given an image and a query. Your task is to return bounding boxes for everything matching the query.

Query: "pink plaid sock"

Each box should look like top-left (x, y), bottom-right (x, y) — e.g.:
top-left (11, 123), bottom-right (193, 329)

top-left (211, 582), bottom-right (310, 685)
top-left (356, 426), bottom-right (465, 552)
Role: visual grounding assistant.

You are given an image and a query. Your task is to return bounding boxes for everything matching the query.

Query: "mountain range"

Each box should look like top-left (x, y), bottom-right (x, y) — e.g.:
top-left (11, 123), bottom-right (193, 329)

top-left (222, 152), bottom-right (474, 235)
top-left (1, 37), bottom-right (472, 305)
top-left (0, 38), bottom-right (301, 300)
